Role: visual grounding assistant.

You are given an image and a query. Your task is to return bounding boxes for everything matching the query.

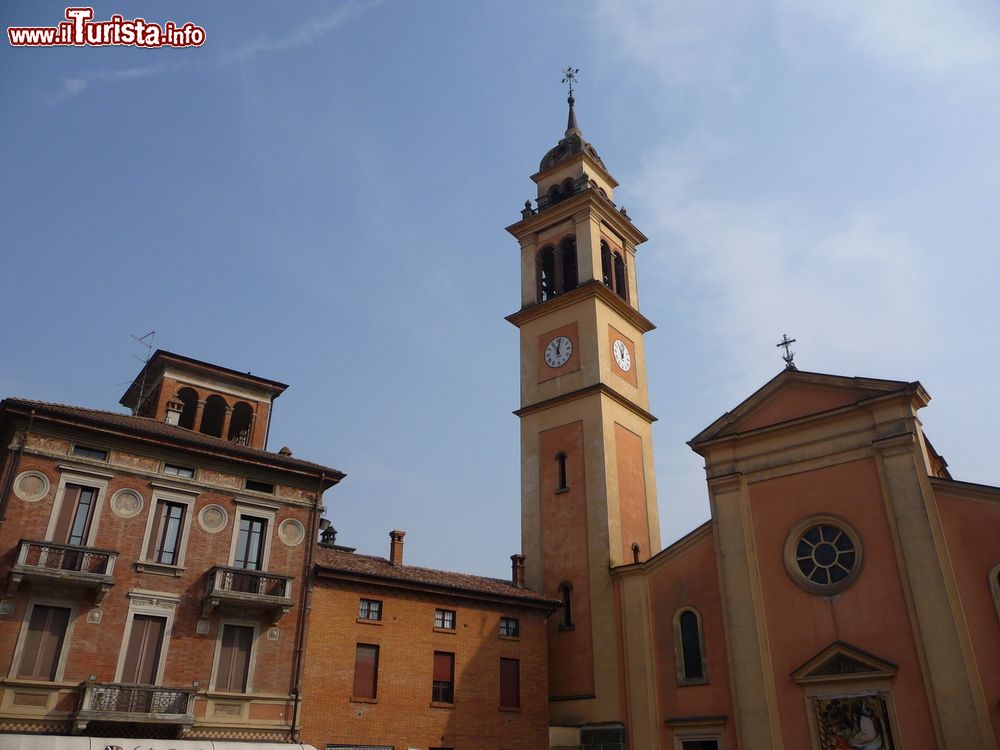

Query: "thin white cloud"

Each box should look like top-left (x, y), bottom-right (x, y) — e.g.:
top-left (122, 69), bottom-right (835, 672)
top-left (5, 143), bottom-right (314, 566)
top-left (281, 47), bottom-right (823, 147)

top-left (775, 0), bottom-right (1000, 77)
top-left (49, 2), bottom-right (379, 104)
top-left (631, 142), bottom-right (932, 375)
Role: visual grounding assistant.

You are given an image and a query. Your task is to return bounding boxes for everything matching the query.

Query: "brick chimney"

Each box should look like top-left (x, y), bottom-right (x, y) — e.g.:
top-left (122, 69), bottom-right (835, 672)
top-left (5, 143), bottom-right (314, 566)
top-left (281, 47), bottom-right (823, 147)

top-left (389, 530), bottom-right (406, 566)
top-left (164, 394), bottom-right (184, 426)
top-left (511, 554), bottom-right (526, 588)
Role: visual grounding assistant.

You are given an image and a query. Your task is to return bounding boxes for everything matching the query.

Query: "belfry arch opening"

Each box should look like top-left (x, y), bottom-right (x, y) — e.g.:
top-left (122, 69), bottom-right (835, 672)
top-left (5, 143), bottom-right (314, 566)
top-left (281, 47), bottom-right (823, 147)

top-left (199, 394), bottom-right (227, 438)
top-left (176, 387), bottom-right (198, 430)
top-left (601, 240), bottom-right (628, 301)
top-left (537, 236), bottom-right (579, 302)
top-left (228, 401), bottom-right (253, 444)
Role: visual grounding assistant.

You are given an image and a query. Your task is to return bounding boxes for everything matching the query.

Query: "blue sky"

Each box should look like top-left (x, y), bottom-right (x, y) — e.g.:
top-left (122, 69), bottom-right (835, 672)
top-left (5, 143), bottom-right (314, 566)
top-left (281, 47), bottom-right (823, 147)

top-left (3, 1), bottom-right (999, 577)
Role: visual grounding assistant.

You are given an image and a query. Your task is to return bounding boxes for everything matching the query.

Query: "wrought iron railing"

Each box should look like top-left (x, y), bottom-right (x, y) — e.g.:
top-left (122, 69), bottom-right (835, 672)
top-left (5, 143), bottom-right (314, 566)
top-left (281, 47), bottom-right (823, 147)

top-left (206, 565), bottom-right (293, 599)
top-left (14, 539), bottom-right (117, 576)
top-left (79, 682), bottom-right (195, 717)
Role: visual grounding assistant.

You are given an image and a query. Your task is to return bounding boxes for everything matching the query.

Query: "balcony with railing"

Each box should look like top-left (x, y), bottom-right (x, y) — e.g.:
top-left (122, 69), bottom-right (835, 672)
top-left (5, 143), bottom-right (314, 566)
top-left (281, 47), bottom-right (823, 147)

top-left (202, 566), bottom-right (293, 623)
top-left (7, 539), bottom-right (117, 602)
top-left (73, 682), bottom-right (196, 733)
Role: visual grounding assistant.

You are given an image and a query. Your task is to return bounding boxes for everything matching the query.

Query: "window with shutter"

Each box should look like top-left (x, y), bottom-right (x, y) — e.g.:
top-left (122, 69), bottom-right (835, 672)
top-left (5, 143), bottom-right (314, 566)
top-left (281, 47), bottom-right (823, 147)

top-left (121, 614), bottom-right (167, 685)
top-left (432, 651), bottom-right (454, 703)
top-left (500, 658), bottom-right (520, 709)
top-left (216, 624), bottom-right (254, 692)
top-left (352, 644), bottom-right (379, 700)
top-left (17, 605), bottom-right (71, 680)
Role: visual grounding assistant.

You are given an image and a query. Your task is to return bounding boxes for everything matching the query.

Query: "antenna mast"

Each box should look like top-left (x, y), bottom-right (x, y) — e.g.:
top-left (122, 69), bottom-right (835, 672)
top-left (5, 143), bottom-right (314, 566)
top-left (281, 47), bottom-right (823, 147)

top-left (130, 331), bottom-right (156, 415)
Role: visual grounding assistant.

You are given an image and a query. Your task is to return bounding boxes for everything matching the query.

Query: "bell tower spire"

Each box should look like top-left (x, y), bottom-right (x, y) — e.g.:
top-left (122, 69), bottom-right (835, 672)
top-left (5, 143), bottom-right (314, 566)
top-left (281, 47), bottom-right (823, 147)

top-left (506, 74), bottom-right (662, 748)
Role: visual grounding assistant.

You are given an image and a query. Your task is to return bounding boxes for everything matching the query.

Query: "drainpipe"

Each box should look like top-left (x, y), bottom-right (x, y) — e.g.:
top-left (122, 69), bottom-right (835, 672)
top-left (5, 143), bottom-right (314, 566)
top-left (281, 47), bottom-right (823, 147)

top-left (0, 409), bottom-right (34, 526)
top-left (289, 471), bottom-right (324, 742)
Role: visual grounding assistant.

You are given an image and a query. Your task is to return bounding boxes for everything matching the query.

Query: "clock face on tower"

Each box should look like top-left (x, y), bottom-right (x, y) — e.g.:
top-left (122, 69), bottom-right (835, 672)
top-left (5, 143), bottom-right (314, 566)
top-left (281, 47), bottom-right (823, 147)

top-left (613, 339), bottom-right (632, 372)
top-left (544, 336), bottom-right (573, 368)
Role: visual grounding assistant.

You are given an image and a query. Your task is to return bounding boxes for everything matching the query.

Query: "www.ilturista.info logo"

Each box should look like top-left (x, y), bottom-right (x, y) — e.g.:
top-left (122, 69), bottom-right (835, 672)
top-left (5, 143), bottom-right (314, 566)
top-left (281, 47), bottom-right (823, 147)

top-left (8, 7), bottom-right (205, 48)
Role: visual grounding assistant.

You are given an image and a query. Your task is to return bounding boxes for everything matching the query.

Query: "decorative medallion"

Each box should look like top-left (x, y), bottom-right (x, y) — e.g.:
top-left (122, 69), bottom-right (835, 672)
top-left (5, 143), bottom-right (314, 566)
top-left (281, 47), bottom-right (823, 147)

top-left (784, 515), bottom-right (864, 595)
top-left (13, 471), bottom-right (50, 502)
top-left (110, 488), bottom-right (144, 519)
top-left (198, 504), bottom-right (229, 533)
top-left (278, 518), bottom-right (306, 547)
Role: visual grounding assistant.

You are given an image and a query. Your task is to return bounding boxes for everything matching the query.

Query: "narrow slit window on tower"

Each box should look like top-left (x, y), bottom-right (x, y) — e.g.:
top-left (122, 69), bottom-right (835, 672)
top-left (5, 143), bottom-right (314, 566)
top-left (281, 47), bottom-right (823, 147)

top-left (556, 452), bottom-right (569, 492)
top-left (601, 241), bottom-right (613, 288)
top-left (559, 582), bottom-right (573, 629)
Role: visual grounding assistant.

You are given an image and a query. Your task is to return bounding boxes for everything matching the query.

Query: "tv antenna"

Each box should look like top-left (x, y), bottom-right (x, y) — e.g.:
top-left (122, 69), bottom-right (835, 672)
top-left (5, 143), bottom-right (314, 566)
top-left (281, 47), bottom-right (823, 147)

top-left (130, 331), bottom-right (156, 414)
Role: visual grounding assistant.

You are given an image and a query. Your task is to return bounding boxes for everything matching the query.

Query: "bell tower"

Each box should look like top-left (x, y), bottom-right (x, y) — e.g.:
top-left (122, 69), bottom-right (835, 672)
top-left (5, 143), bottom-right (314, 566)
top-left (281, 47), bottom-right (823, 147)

top-left (506, 78), bottom-right (661, 745)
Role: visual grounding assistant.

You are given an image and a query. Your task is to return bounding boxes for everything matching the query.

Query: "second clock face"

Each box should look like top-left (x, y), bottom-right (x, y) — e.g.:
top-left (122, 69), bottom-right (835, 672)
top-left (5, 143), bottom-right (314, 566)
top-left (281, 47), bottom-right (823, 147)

top-left (613, 339), bottom-right (632, 372)
top-left (544, 336), bottom-right (573, 368)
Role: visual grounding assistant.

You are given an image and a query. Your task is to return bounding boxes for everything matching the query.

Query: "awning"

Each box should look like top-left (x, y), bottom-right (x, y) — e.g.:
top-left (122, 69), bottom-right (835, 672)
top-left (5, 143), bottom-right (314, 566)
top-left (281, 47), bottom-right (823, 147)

top-left (0, 736), bottom-right (316, 750)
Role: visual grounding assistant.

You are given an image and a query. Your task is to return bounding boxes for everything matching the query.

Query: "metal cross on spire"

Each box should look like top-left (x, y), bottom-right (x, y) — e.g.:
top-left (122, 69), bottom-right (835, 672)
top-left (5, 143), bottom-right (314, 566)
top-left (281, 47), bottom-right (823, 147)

top-left (562, 66), bottom-right (579, 97)
top-left (776, 333), bottom-right (798, 370)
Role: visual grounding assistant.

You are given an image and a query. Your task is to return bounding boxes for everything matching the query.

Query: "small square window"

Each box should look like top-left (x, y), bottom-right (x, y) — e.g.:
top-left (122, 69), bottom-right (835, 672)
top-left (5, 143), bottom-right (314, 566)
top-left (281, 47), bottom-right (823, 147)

top-left (358, 599), bottom-right (382, 621)
top-left (499, 617), bottom-right (519, 637)
top-left (72, 445), bottom-right (107, 461)
top-left (434, 609), bottom-right (455, 630)
top-left (245, 479), bottom-right (274, 494)
top-left (163, 464), bottom-right (195, 478)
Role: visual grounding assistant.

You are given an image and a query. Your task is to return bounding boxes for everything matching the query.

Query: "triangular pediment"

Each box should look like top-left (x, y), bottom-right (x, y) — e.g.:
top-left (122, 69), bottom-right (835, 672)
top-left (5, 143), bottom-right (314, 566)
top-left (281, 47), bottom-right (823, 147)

top-left (690, 370), bottom-right (922, 447)
top-left (791, 641), bottom-right (897, 684)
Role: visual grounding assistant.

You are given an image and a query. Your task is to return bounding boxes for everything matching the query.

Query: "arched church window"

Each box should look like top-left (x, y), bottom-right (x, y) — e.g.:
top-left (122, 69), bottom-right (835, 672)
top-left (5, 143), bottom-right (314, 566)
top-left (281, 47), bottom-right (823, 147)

top-left (228, 402), bottom-right (254, 444)
top-left (556, 452), bottom-right (568, 492)
top-left (673, 607), bottom-right (707, 684)
top-left (199, 394), bottom-right (227, 438)
top-left (559, 582), bottom-right (573, 629)
top-left (176, 387), bottom-right (198, 430)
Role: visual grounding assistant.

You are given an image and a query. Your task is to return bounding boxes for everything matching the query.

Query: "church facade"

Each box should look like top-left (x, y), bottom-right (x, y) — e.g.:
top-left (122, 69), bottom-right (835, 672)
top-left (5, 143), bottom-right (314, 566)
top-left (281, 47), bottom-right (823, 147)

top-left (509, 93), bottom-right (1000, 750)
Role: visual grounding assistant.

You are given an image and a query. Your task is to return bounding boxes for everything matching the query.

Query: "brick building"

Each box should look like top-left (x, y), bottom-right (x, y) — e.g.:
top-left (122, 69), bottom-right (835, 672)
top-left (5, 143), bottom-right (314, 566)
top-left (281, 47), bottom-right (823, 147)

top-left (299, 531), bottom-right (557, 750)
top-left (0, 351), bottom-right (342, 747)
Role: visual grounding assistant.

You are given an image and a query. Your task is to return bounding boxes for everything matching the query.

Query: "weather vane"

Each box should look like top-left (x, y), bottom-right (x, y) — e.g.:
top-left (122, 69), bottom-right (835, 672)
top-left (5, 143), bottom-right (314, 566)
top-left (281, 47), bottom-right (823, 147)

top-left (562, 66), bottom-right (579, 97)
top-left (777, 333), bottom-right (797, 370)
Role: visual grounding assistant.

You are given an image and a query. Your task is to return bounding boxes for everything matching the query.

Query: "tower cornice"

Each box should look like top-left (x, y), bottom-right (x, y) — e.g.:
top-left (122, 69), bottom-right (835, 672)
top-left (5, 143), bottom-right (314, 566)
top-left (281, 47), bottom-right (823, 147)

top-left (506, 189), bottom-right (647, 247)
top-left (505, 279), bottom-right (656, 333)
top-left (513, 381), bottom-right (657, 424)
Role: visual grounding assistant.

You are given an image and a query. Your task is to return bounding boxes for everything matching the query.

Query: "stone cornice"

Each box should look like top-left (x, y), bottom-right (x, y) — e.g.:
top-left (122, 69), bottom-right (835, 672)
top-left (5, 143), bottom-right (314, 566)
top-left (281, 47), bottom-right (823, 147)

top-left (506, 189), bottom-right (647, 247)
top-left (514, 381), bottom-right (656, 424)
top-left (506, 279), bottom-right (656, 333)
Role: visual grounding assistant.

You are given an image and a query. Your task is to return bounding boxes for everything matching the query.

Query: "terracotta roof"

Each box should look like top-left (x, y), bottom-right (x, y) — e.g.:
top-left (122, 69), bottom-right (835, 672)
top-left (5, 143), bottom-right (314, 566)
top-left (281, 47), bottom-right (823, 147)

top-left (0, 397), bottom-right (344, 480)
top-left (315, 547), bottom-right (558, 608)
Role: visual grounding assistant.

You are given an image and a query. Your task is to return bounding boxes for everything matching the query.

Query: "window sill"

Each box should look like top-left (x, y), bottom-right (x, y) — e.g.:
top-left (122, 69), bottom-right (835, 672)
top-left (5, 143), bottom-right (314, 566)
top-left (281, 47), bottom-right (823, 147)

top-left (356, 618), bottom-right (383, 626)
top-left (499, 706), bottom-right (521, 713)
top-left (350, 697), bottom-right (378, 704)
top-left (499, 634), bottom-right (520, 641)
top-left (677, 677), bottom-right (710, 687)
top-left (433, 627), bottom-right (456, 634)
top-left (135, 561), bottom-right (185, 577)
top-left (554, 487), bottom-right (570, 494)
top-left (429, 701), bottom-right (455, 709)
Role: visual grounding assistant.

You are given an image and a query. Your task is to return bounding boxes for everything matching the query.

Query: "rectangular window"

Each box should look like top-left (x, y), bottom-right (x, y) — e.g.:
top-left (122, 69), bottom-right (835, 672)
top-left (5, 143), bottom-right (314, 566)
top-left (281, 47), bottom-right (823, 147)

top-left (432, 651), bottom-right (454, 703)
top-left (216, 624), bottom-right (254, 692)
top-left (234, 515), bottom-right (267, 570)
top-left (352, 644), bottom-right (379, 700)
top-left (500, 658), bottom-right (520, 709)
top-left (72, 445), bottom-right (108, 461)
top-left (163, 464), bottom-right (195, 478)
top-left (53, 483), bottom-right (99, 548)
top-left (434, 609), bottom-right (455, 630)
top-left (245, 479), bottom-right (274, 494)
top-left (121, 614), bottom-right (167, 685)
top-left (17, 605), bottom-right (71, 680)
top-left (145, 500), bottom-right (186, 565)
top-left (499, 616), bottom-right (519, 637)
top-left (358, 599), bottom-right (382, 621)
